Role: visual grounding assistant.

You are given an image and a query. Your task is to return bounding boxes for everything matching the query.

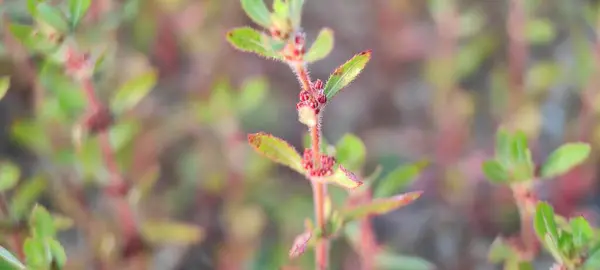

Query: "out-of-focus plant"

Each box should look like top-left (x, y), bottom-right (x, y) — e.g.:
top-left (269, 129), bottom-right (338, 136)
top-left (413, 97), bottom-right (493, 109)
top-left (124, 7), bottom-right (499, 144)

top-left (484, 128), bottom-right (593, 269)
top-left (0, 0), bottom-right (204, 268)
top-left (226, 0), bottom-right (422, 269)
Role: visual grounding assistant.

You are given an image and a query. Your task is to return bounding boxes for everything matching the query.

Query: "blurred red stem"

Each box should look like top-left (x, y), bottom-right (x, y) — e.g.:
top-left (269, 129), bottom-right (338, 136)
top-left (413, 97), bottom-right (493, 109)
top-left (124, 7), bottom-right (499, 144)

top-left (359, 191), bottom-right (377, 270)
top-left (81, 76), bottom-right (137, 241)
top-left (507, 0), bottom-right (527, 112)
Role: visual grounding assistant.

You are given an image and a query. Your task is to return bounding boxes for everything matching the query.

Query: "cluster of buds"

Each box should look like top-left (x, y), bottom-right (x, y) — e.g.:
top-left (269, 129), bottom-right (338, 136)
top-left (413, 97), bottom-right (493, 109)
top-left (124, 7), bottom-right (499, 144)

top-left (302, 149), bottom-right (336, 178)
top-left (296, 79), bottom-right (326, 114)
top-left (282, 31), bottom-right (306, 62)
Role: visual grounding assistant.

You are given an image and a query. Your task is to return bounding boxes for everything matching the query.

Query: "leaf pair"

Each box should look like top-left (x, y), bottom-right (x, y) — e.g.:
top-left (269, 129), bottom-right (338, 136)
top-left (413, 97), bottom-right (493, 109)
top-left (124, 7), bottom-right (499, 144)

top-left (226, 27), bottom-right (334, 63)
top-left (27, 0), bottom-right (91, 31)
top-left (241, 0), bottom-right (304, 30)
top-left (483, 128), bottom-right (591, 185)
top-left (533, 202), bottom-right (600, 269)
top-left (247, 132), bottom-right (362, 189)
top-left (24, 205), bottom-right (67, 269)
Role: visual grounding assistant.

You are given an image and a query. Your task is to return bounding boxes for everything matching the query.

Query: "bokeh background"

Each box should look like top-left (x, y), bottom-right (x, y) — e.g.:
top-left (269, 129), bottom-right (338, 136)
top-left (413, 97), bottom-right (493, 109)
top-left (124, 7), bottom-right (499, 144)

top-left (3, 0), bottom-right (600, 269)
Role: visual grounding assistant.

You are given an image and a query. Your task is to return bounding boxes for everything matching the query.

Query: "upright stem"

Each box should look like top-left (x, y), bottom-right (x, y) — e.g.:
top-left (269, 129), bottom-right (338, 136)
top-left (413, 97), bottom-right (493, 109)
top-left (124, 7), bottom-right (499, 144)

top-left (293, 62), bottom-right (329, 270)
top-left (311, 124), bottom-right (328, 270)
top-left (81, 76), bottom-right (137, 245)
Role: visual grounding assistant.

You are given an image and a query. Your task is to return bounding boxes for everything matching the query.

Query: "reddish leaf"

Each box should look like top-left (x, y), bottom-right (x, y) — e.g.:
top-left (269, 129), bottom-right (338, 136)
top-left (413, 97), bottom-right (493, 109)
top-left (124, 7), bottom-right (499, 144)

top-left (342, 191), bottom-right (422, 221)
top-left (289, 231), bottom-right (312, 259)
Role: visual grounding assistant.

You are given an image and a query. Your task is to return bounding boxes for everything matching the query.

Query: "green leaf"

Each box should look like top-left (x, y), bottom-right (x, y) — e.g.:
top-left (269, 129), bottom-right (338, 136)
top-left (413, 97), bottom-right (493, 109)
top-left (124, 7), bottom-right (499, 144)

top-left (140, 221), bottom-right (205, 245)
top-left (335, 133), bottom-right (366, 172)
top-left (237, 77), bottom-right (268, 114)
top-left (0, 246), bottom-right (25, 270)
top-left (23, 238), bottom-right (49, 269)
top-left (482, 160), bottom-right (509, 184)
top-left (0, 77), bottom-right (9, 101)
top-left (319, 165), bottom-right (363, 189)
top-left (10, 177), bottom-right (47, 220)
top-left (544, 234), bottom-right (563, 264)
top-left (109, 120), bottom-right (140, 152)
top-left (495, 128), bottom-right (512, 165)
top-left (323, 50), bottom-right (371, 99)
top-left (111, 70), bottom-right (157, 113)
top-left (510, 131), bottom-right (529, 164)
top-left (48, 239), bottom-right (66, 268)
top-left (288, 0), bottom-right (304, 28)
top-left (526, 19), bottom-right (556, 45)
top-left (27, 0), bottom-right (42, 16)
top-left (570, 216), bottom-right (594, 249)
top-left (36, 3), bottom-right (69, 33)
top-left (541, 143), bottom-right (591, 179)
top-left (488, 237), bottom-right (512, 263)
top-left (240, 0), bottom-right (272, 28)
top-left (68, 0), bottom-right (92, 27)
top-left (342, 191), bottom-right (421, 221)
top-left (0, 162), bottom-right (20, 192)
top-left (305, 28), bottom-right (334, 63)
top-left (374, 161), bottom-right (428, 198)
top-left (272, 0), bottom-right (288, 18)
top-left (248, 132), bottom-right (304, 173)
top-left (375, 251), bottom-right (434, 270)
top-left (534, 202), bottom-right (559, 243)
top-left (585, 246), bottom-right (600, 270)
top-left (29, 205), bottom-right (56, 239)
top-left (226, 27), bottom-right (277, 59)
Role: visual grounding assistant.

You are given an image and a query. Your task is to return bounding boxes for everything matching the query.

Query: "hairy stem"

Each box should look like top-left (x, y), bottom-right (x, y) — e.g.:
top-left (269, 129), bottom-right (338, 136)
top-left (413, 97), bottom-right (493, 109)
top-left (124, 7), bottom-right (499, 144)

top-left (292, 61), bottom-right (329, 269)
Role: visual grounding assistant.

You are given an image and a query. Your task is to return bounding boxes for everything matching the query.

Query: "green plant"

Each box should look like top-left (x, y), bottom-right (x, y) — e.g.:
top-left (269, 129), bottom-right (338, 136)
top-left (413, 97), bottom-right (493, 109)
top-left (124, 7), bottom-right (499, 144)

top-left (226, 0), bottom-right (423, 269)
top-left (484, 128), bottom-right (594, 269)
top-left (0, 0), bottom-right (204, 268)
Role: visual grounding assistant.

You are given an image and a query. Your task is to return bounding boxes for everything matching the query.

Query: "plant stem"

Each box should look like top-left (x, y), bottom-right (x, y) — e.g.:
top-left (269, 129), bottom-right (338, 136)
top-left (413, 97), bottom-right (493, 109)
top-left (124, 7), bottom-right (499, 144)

top-left (511, 183), bottom-right (537, 260)
top-left (292, 62), bottom-right (329, 270)
top-left (81, 76), bottom-right (138, 243)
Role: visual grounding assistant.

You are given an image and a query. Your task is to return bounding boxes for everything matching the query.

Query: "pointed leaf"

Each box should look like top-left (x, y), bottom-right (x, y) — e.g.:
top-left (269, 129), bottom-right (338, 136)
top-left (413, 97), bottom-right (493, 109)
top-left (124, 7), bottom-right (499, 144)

top-left (317, 165), bottom-right (362, 189)
top-left (226, 27), bottom-right (277, 58)
top-left (585, 246), bottom-right (600, 270)
top-left (541, 143), bottom-right (591, 179)
top-left (323, 50), bottom-right (371, 99)
top-left (0, 246), bottom-right (25, 270)
top-left (10, 177), bottom-right (47, 220)
top-left (68, 0), bottom-right (92, 27)
top-left (570, 216), bottom-right (594, 249)
top-left (510, 131), bottom-right (529, 164)
top-left (23, 238), bottom-right (48, 269)
top-left (48, 239), bottom-right (66, 268)
top-left (342, 191), bottom-right (422, 221)
top-left (0, 77), bottom-right (9, 101)
top-left (305, 28), bottom-right (334, 63)
top-left (288, 0), bottom-right (304, 28)
top-left (374, 161), bottom-right (428, 198)
top-left (141, 221), bottom-right (205, 245)
top-left (288, 231), bottom-right (311, 259)
top-left (272, 0), bottom-right (288, 18)
top-left (29, 205), bottom-right (56, 239)
top-left (335, 133), bottom-right (366, 172)
top-left (482, 160), bottom-right (509, 184)
top-left (488, 237), bottom-right (512, 263)
top-left (534, 202), bottom-right (559, 243)
top-left (36, 3), bottom-right (69, 33)
top-left (111, 70), bottom-right (157, 113)
top-left (0, 162), bottom-right (20, 192)
top-left (240, 0), bottom-right (272, 28)
top-left (248, 132), bottom-right (304, 173)
top-left (544, 234), bottom-right (563, 263)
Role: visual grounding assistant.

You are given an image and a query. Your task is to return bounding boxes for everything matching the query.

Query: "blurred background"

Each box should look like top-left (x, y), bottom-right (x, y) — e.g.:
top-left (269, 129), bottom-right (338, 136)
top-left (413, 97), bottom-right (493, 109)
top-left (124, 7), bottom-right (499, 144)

top-left (3, 0), bottom-right (600, 269)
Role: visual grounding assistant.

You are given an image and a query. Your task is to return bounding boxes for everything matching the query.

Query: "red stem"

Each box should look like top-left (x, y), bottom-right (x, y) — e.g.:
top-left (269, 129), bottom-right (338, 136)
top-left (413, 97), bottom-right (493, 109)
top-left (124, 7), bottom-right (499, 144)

top-left (293, 62), bottom-right (329, 270)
